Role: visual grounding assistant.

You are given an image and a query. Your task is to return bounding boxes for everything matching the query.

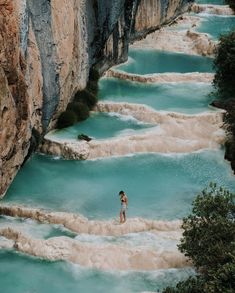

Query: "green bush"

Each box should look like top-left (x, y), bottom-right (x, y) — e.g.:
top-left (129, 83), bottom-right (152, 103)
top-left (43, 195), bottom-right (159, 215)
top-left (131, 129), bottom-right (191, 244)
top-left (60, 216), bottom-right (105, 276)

top-left (225, 0), bottom-right (235, 11)
top-left (87, 80), bottom-right (99, 96)
top-left (74, 90), bottom-right (97, 110)
top-left (163, 184), bottom-right (235, 293)
top-left (89, 67), bottom-right (100, 81)
top-left (57, 110), bottom-right (77, 129)
top-left (67, 101), bottom-right (89, 121)
top-left (213, 31), bottom-right (235, 100)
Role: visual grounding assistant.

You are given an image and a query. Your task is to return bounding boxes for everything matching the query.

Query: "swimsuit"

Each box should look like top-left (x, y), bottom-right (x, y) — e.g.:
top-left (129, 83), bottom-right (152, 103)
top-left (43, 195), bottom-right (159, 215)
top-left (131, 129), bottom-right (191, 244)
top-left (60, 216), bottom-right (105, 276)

top-left (121, 197), bottom-right (127, 212)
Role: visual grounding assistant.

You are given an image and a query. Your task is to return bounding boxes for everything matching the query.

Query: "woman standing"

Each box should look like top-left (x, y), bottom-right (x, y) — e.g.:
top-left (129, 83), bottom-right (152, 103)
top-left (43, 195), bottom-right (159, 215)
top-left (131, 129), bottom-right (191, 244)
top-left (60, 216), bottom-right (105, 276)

top-left (119, 190), bottom-right (128, 223)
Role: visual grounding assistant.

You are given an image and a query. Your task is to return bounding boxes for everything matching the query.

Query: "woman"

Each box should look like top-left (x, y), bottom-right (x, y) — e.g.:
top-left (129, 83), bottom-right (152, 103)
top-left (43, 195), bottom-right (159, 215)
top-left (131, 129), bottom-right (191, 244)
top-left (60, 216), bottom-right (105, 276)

top-left (119, 190), bottom-right (128, 223)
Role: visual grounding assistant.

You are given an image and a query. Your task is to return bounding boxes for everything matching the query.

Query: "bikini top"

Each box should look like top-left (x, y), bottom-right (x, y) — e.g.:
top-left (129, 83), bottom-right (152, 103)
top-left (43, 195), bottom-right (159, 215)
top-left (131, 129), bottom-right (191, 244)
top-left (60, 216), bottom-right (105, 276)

top-left (121, 195), bottom-right (127, 203)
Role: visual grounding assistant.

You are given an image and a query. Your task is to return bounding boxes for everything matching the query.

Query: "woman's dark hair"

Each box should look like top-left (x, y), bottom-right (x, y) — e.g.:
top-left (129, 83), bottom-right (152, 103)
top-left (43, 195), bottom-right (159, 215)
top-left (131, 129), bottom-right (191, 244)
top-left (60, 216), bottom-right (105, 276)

top-left (119, 191), bottom-right (124, 195)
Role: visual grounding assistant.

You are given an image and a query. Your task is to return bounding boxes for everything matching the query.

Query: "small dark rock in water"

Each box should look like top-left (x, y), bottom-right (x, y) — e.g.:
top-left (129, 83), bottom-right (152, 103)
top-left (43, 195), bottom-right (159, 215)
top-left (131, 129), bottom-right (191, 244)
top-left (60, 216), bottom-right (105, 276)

top-left (78, 134), bottom-right (92, 142)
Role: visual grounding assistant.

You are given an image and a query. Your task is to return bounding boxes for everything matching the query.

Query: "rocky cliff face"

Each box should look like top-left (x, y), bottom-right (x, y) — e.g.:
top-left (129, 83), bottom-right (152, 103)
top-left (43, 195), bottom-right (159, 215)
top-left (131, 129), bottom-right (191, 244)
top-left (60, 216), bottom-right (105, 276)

top-left (0, 0), bottom-right (192, 197)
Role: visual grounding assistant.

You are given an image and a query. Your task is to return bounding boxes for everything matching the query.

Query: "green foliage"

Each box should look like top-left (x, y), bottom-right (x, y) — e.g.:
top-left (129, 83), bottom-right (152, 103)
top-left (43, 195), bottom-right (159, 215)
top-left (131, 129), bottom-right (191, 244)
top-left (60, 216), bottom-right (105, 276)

top-left (87, 80), bottom-right (99, 96)
top-left (163, 184), bottom-right (235, 293)
top-left (57, 110), bottom-right (77, 129)
top-left (67, 101), bottom-right (89, 121)
top-left (225, 0), bottom-right (235, 11)
top-left (213, 31), bottom-right (235, 100)
top-left (74, 90), bottom-right (97, 110)
top-left (89, 67), bottom-right (100, 81)
top-left (179, 183), bottom-right (235, 272)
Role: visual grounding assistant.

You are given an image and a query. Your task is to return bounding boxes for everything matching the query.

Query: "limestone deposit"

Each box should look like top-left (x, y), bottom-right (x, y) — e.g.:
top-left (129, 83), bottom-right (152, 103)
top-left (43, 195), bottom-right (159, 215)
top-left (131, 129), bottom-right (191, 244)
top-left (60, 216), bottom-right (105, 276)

top-left (0, 227), bottom-right (189, 270)
top-left (191, 4), bottom-right (234, 16)
top-left (106, 69), bottom-right (214, 83)
top-left (41, 102), bottom-right (225, 160)
top-left (0, 204), bottom-right (182, 236)
top-left (0, 0), bottom-right (192, 197)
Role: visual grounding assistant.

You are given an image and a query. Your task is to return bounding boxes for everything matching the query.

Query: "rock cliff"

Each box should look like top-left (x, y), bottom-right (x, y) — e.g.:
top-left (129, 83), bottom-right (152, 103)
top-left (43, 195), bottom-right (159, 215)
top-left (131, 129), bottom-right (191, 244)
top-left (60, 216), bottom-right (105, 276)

top-left (0, 0), bottom-right (192, 197)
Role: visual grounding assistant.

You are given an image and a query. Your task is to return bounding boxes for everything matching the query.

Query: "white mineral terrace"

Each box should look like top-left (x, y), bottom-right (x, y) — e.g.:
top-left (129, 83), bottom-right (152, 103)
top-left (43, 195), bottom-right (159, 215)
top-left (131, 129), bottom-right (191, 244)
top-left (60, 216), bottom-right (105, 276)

top-left (105, 70), bottom-right (214, 84)
top-left (191, 4), bottom-right (234, 16)
top-left (0, 227), bottom-right (189, 271)
top-left (42, 102), bottom-right (225, 160)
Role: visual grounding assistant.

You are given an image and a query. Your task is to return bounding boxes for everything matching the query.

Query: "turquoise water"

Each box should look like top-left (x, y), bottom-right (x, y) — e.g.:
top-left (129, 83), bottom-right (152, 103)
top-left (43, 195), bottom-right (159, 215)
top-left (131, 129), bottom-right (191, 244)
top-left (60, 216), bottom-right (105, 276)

top-left (0, 216), bottom-right (76, 239)
top-left (0, 250), bottom-right (193, 293)
top-left (116, 49), bottom-right (214, 75)
top-left (99, 78), bottom-right (215, 114)
top-left (196, 0), bottom-right (225, 4)
top-left (5, 150), bottom-right (235, 220)
top-left (197, 15), bottom-right (235, 40)
top-left (50, 112), bottom-right (152, 141)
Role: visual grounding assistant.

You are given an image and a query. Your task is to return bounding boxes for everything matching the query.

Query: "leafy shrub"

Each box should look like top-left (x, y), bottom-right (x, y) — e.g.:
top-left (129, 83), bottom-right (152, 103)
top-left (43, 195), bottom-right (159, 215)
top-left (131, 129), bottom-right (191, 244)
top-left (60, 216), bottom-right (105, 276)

top-left (74, 90), bottom-right (97, 110)
top-left (67, 101), bottom-right (89, 121)
top-left (213, 31), bottom-right (235, 100)
top-left (57, 110), bottom-right (77, 129)
top-left (89, 67), bottom-right (100, 81)
top-left (87, 80), bottom-right (99, 96)
top-left (225, 0), bottom-right (235, 11)
top-left (163, 184), bottom-right (235, 293)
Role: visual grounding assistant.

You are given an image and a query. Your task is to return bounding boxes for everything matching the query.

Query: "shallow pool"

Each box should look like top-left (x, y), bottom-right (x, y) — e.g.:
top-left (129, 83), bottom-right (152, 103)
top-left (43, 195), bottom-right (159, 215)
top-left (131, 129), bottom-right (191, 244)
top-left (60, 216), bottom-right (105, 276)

top-left (197, 15), bottom-right (235, 39)
top-left (0, 250), bottom-right (193, 293)
top-left (49, 112), bottom-right (152, 141)
top-left (5, 150), bottom-right (235, 220)
top-left (116, 49), bottom-right (214, 75)
top-left (99, 78), bottom-right (215, 114)
top-left (196, 0), bottom-right (225, 4)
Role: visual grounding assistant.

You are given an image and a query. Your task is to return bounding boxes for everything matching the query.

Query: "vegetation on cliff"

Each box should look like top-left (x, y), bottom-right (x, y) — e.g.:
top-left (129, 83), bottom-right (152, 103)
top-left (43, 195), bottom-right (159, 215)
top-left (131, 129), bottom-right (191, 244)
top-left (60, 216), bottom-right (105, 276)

top-left (163, 184), bottom-right (235, 293)
top-left (57, 68), bottom-right (100, 129)
top-left (213, 31), bottom-right (235, 100)
top-left (225, 0), bottom-right (235, 12)
top-left (212, 31), bottom-right (235, 171)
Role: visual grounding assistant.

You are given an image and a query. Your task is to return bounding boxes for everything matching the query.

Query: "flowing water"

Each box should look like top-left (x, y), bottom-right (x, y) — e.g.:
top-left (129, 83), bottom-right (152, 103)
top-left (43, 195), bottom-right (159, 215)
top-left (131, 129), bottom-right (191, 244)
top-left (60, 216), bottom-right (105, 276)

top-left (196, 15), bottom-right (235, 39)
top-left (1, 1), bottom-right (235, 292)
top-left (99, 78), bottom-right (215, 114)
top-left (0, 250), bottom-right (194, 293)
top-left (49, 112), bottom-right (153, 141)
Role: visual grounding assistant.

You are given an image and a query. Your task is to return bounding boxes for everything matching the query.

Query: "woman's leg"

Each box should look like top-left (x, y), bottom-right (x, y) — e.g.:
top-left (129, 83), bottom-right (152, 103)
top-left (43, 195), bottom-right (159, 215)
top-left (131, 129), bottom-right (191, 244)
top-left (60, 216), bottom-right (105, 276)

top-left (120, 210), bottom-right (123, 223)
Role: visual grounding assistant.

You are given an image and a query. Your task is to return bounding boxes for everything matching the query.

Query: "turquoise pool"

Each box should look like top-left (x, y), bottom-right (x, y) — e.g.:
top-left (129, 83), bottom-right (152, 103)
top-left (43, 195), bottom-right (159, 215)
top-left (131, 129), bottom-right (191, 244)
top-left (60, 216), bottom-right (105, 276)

top-left (5, 150), bottom-right (235, 220)
top-left (99, 78), bottom-right (215, 114)
top-left (49, 112), bottom-right (152, 141)
top-left (196, 0), bottom-right (225, 4)
top-left (197, 15), bottom-right (235, 39)
top-left (116, 49), bottom-right (214, 75)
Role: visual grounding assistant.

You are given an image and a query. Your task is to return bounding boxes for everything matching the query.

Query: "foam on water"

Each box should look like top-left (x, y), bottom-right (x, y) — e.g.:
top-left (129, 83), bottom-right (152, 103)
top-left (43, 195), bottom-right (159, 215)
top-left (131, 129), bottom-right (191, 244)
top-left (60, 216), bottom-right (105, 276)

top-left (0, 215), bottom-right (75, 239)
top-left (99, 78), bottom-right (215, 114)
top-left (115, 49), bottom-right (214, 75)
top-left (0, 250), bottom-right (194, 293)
top-left (74, 231), bottom-right (180, 251)
top-left (4, 150), bottom-right (235, 220)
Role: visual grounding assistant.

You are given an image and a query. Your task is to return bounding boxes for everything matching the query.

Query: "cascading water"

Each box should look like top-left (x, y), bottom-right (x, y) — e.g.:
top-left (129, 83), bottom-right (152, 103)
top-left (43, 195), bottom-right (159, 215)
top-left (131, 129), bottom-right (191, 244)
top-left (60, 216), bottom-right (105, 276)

top-left (1, 0), bottom-right (234, 292)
